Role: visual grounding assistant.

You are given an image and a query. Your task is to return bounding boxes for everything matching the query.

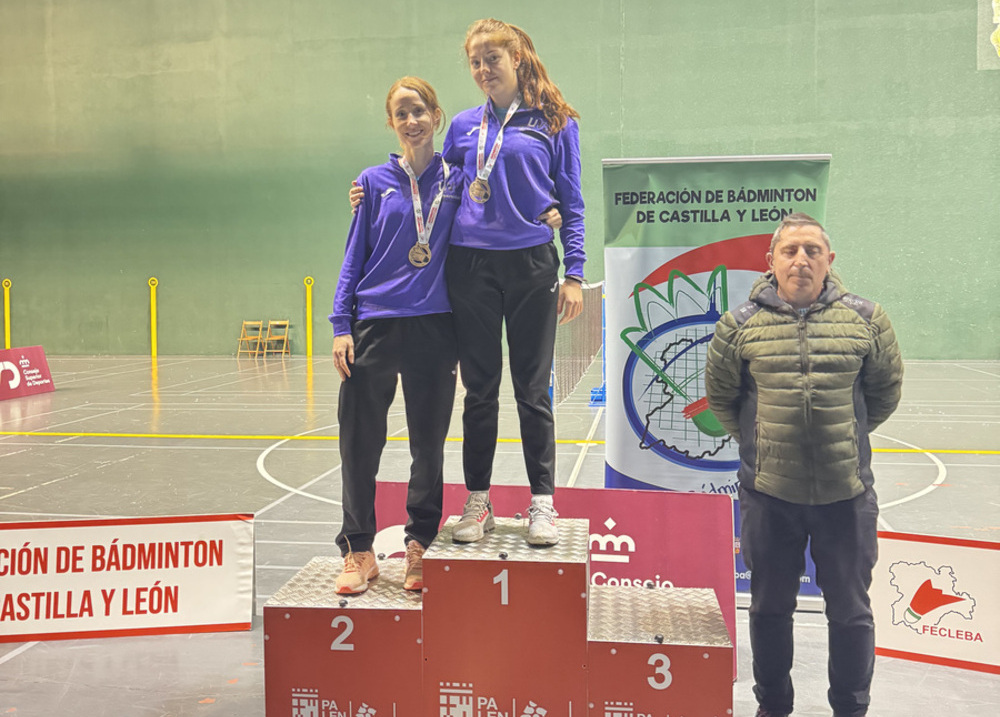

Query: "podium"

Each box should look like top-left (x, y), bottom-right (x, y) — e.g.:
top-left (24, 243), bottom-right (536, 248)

top-left (264, 556), bottom-right (423, 716)
top-left (264, 518), bottom-right (733, 717)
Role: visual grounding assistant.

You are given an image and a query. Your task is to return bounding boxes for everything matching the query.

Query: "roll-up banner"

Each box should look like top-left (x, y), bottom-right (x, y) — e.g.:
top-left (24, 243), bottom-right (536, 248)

top-left (603, 155), bottom-right (831, 594)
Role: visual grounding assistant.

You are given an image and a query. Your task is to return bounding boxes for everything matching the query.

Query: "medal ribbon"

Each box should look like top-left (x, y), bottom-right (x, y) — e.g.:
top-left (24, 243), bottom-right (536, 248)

top-left (399, 156), bottom-right (450, 247)
top-left (475, 97), bottom-right (521, 183)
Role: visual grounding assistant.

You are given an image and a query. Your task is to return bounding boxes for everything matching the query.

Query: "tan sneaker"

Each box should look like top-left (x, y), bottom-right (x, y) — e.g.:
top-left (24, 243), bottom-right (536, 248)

top-left (335, 551), bottom-right (379, 594)
top-left (452, 491), bottom-right (495, 542)
top-left (403, 541), bottom-right (425, 591)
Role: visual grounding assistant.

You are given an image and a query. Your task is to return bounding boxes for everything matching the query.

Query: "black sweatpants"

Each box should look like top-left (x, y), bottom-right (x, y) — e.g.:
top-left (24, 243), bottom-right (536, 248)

top-left (445, 242), bottom-right (560, 496)
top-left (740, 485), bottom-right (879, 717)
top-left (335, 313), bottom-right (457, 555)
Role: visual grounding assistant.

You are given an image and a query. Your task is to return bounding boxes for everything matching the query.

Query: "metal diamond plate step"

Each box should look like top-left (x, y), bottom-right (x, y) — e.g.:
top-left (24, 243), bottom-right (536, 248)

top-left (266, 556), bottom-right (421, 610)
top-left (589, 584), bottom-right (731, 646)
top-left (426, 516), bottom-right (590, 563)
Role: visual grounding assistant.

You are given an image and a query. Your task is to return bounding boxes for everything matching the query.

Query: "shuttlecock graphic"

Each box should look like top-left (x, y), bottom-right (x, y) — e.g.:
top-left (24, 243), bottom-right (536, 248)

top-left (621, 266), bottom-right (729, 438)
top-left (903, 579), bottom-right (966, 624)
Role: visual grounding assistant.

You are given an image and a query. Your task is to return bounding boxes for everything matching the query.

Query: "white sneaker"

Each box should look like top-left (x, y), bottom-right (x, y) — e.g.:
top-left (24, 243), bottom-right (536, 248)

top-left (527, 497), bottom-right (559, 545)
top-left (452, 491), bottom-right (494, 543)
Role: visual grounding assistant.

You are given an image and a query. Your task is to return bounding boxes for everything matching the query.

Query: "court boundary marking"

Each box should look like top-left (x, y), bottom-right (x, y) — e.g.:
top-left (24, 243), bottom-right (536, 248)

top-left (2, 430), bottom-right (997, 454)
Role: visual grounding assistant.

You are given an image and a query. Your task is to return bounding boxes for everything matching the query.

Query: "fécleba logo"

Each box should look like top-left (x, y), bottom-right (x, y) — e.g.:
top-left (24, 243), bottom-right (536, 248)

top-left (903, 579), bottom-right (966, 625)
top-left (888, 562), bottom-right (980, 642)
top-left (291, 688), bottom-right (376, 717)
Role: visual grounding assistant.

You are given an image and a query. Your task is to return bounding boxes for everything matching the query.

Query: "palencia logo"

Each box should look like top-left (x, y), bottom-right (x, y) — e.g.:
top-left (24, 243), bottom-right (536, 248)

top-left (291, 688), bottom-right (376, 717)
top-left (603, 701), bottom-right (635, 717)
top-left (438, 682), bottom-right (550, 717)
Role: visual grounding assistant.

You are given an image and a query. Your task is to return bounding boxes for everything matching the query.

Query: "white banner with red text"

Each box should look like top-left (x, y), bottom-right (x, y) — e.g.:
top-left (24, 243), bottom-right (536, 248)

top-left (0, 514), bottom-right (254, 642)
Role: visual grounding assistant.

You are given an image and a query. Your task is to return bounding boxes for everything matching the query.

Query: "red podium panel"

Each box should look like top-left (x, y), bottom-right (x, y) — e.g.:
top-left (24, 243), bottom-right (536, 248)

top-left (423, 517), bottom-right (590, 717)
top-left (587, 585), bottom-right (733, 717)
top-left (264, 556), bottom-right (423, 716)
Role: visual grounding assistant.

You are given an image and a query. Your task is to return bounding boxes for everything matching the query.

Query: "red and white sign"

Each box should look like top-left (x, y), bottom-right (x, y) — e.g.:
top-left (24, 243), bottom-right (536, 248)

top-left (872, 531), bottom-right (999, 674)
top-left (0, 514), bottom-right (255, 642)
top-left (373, 483), bottom-right (737, 676)
top-left (0, 346), bottom-right (55, 401)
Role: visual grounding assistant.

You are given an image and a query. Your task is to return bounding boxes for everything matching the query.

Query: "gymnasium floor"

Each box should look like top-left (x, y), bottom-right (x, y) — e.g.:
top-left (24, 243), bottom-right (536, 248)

top-left (1, 356), bottom-right (998, 716)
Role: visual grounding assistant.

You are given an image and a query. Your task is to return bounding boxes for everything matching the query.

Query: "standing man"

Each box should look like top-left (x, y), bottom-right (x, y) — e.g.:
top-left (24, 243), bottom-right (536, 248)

top-left (705, 213), bottom-right (903, 717)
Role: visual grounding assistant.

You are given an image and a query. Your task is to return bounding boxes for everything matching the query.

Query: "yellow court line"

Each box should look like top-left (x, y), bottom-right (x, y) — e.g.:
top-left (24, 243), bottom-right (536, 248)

top-left (1, 431), bottom-right (999, 455)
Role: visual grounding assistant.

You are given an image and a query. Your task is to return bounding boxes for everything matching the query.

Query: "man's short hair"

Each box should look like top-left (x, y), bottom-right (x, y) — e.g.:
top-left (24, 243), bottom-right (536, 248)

top-left (770, 212), bottom-right (832, 252)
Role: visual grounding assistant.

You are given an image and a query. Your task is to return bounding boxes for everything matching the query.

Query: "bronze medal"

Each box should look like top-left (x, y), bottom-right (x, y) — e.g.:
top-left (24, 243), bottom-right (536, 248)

top-left (408, 243), bottom-right (431, 268)
top-left (469, 178), bottom-right (491, 204)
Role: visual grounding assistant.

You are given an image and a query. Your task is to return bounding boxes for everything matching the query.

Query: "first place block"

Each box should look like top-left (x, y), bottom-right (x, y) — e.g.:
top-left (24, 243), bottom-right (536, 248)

top-left (422, 517), bottom-right (591, 717)
top-left (264, 556), bottom-right (423, 717)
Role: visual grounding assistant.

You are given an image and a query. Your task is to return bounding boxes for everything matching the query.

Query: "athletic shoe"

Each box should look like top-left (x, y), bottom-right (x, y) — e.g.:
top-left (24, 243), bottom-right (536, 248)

top-left (334, 550), bottom-right (379, 594)
top-left (526, 498), bottom-right (559, 545)
top-left (452, 491), bottom-right (494, 542)
top-left (403, 541), bottom-right (425, 591)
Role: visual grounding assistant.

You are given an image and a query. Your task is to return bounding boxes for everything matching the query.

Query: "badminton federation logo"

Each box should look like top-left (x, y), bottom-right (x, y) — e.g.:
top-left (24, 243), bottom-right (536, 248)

top-left (619, 265), bottom-right (738, 471)
top-left (888, 562), bottom-right (976, 634)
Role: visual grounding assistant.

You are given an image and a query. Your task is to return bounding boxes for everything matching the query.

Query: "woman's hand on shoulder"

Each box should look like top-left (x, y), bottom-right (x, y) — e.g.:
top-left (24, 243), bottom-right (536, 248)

top-left (557, 279), bottom-right (583, 325)
top-left (349, 181), bottom-right (364, 215)
top-left (332, 334), bottom-right (355, 380)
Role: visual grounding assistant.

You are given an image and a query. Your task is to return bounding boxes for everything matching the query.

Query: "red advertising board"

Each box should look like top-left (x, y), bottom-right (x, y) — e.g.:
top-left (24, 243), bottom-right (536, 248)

top-left (0, 346), bottom-right (55, 401)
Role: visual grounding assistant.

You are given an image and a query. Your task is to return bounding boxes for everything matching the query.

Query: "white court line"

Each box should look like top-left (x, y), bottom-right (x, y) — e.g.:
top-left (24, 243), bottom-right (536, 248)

top-left (254, 415), bottom-right (409, 514)
top-left (0, 642), bottom-right (39, 666)
top-left (255, 519), bottom-right (339, 525)
top-left (0, 473), bottom-right (80, 503)
top-left (952, 363), bottom-right (1000, 379)
top-left (879, 418), bottom-right (1000, 424)
top-left (566, 407), bottom-right (604, 488)
top-left (873, 431), bottom-right (948, 532)
top-left (53, 359), bottom-right (195, 384)
top-left (0, 511), bottom-right (126, 519)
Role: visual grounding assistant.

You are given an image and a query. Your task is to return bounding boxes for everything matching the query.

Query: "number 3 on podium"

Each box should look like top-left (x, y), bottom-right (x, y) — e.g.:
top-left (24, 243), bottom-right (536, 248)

top-left (647, 653), bottom-right (672, 689)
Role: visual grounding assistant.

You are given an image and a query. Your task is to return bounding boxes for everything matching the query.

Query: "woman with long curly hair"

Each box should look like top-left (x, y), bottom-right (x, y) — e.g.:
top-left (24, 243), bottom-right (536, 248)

top-left (442, 19), bottom-right (586, 547)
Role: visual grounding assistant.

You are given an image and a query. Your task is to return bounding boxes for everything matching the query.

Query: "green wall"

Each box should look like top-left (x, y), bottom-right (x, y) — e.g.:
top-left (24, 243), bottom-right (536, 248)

top-left (1, 0), bottom-right (997, 358)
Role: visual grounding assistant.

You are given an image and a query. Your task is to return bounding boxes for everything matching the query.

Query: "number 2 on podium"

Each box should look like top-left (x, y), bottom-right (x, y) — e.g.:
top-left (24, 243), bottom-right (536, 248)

top-left (493, 569), bottom-right (509, 606)
top-left (330, 615), bottom-right (355, 651)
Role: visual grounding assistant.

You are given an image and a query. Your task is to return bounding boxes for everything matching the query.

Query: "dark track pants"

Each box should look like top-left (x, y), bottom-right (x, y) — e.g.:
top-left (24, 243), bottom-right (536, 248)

top-left (335, 314), bottom-right (457, 555)
top-left (445, 243), bottom-right (559, 496)
top-left (739, 485), bottom-right (879, 717)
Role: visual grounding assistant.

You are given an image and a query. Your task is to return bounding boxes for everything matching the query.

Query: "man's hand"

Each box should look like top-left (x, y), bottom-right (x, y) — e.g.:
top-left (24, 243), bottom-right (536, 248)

top-left (557, 280), bottom-right (583, 325)
top-left (332, 335), bottom-right (355, 380)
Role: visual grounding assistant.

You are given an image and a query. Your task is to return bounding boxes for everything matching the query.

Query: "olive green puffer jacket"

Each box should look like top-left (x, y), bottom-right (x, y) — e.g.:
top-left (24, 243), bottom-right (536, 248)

top-left (705, 272), bottom-right (903, 505)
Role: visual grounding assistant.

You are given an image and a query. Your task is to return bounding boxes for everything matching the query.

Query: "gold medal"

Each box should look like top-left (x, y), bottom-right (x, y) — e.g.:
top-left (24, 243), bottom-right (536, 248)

top-left (469, 178), bottom-right (491, 204)
top-left (408, 243), bottom-right (431, 268)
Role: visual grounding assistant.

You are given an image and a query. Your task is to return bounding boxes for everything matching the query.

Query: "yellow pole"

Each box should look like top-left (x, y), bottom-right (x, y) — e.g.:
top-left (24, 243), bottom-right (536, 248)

top-left (2, 279), bottom-right (10, 349)
top-left (304, 276), bottom-right (314, 359)
top-left (148, 277), bottom-right (158, 358)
